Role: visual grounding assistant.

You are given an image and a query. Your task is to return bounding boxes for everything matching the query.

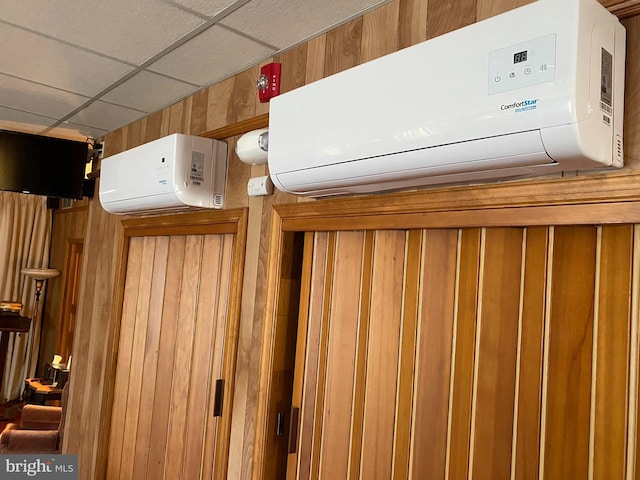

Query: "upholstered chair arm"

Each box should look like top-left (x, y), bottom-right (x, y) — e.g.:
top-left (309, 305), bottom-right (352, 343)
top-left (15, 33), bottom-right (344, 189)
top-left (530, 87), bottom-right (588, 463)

top-left (19, 405), bottom-right (62, 430)
top-left (0, 428), bottom-right (59, 453)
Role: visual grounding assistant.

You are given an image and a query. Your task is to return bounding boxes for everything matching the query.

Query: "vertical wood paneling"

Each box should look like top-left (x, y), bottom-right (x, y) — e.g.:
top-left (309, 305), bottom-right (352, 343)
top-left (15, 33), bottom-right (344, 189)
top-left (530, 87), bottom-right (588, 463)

top-left (108, 232), bottom-right (236, 480)
top-left (164, 235), bottom-right (204, 479)
top-left (623, 15), bottom-right (640, 170)
top-left (229, 67), bottom-right (258, 124)
top-left (146, 235), bottom-right (186, 479)
top-left (391, 230), bottom-right (421, 480)
top-left (360, 1), bottom-right (400, 63)
top-left (447, 228), bottom-right (481, 480)
top-left (310, 232), bottom-right (336, 480)
top-left (426, 0), bottom-right (476, 39)
top-left (305, 35), bottom-right (327, 84)
top-left (130, 236), bottom-right (170, 479)
top-left (410, 229), bottom-right (458, 479)
top-left (471, 228), bottom-right (523, 480)
top-left (592, 226), bottom-right (633, 479)
top-left (189, 89), bottom-right (210, 136)
top-left (127, 119), bottom-right (145, 148)
top-left (107, 237), bottom-right (144, 479)
top-left (276, 43), bottom-right (308, 94)
top-left (475, 0), bottom-right (533, 21)
top-left (119, 236), bottom-right (157, 479)
top-left (205, 77), bottom-right (235, 132)
top-left (324, 18), bottom-right (363, 76)
top-left (359, 231), bottom-right (405, 480)
top-left (144, 111), bottom-right (163, 142)
top-left (398, 0), bottom-right (428, 48)
top-left (295, 232), bottom-right (330, 480)
top-left (182, 235), bottom-right (224, 479)
top-left (348, 231), bottom-right (374, 480)
top-left (168, 101), bottom-right (186, 134)
top-left (513, 227), bottom-right (548, 480)
top-left (318, 231), bottom-right (365, 479)
top-left (543, 226), bottom-right (597, 480)
top-left (202, 234), bottom-right (235, 480)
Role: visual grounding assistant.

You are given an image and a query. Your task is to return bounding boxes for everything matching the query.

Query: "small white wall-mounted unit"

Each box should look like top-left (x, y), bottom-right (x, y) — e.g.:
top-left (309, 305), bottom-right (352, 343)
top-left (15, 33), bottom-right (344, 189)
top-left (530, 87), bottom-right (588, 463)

top-left (268, 0), bottom-right (625, 197)
top-left (99, 134), bottom-right (227, 214)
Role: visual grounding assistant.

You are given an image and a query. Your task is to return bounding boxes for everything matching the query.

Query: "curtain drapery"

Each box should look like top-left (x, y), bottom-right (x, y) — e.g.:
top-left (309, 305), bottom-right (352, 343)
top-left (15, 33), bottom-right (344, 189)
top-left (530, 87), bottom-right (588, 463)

top-left (0, 191), bottom-right (52, 403)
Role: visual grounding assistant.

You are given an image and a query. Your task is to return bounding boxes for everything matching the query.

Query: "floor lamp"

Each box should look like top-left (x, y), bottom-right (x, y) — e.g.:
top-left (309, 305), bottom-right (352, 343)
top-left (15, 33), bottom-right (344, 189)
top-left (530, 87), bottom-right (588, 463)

top-left (21, 268), bottom-right (60, 376)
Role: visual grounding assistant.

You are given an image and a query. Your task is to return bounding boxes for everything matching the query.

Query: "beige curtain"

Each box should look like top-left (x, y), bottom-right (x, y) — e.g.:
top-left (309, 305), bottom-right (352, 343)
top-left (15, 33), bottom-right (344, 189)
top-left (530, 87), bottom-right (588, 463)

top-left (0, 191), bottom-right (52, 403)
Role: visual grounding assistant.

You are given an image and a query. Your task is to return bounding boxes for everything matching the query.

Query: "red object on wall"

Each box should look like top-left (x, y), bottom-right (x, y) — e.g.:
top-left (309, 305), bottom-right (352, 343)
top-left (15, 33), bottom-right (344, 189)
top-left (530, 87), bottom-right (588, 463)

top-left (257, 63), bottom-right (282, 103)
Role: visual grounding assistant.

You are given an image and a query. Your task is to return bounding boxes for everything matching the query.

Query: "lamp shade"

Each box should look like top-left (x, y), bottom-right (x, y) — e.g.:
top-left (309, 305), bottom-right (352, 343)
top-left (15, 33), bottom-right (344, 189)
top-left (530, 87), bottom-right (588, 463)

top-left (21, 268), bottom-right (60, 280)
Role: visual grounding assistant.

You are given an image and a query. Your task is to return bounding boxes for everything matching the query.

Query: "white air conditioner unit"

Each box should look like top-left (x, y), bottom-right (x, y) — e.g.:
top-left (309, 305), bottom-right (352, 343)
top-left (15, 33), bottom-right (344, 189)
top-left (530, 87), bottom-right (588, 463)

top-left (99, 134), bottom-right (227, 214)
top-left (268, 0), bottom-right (625, 197)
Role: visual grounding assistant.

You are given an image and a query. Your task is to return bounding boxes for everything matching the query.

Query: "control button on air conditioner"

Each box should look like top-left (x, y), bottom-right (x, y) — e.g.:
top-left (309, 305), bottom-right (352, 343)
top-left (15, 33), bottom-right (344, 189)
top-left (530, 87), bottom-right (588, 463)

top-left (494, 75), bottom-right (502, 83)
top-left (509, 72), bottom-right (516, 78)
top-left (524, 67), bottom-right (532, 75)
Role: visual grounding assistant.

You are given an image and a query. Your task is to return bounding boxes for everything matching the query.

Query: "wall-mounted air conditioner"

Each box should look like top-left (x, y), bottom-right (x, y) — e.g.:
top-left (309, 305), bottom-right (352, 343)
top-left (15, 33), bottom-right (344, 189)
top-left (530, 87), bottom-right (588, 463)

top-left (99, 134), bottom-right (227, 214)
top-left (268, 0), bottom-right (625, 197)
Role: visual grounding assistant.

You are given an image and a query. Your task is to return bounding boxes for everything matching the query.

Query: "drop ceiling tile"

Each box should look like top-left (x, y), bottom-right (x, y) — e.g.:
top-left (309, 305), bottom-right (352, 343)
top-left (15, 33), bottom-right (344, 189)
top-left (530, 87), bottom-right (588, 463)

top-left (0, 23), bottom-right (134, 97)
top-left (167, 0), bottom-right (239, 18)
top-left (101, 71), bottom-right (197, 113)
top-left (0, 106), bottom-right (56, 132)
top-left (147, 25), bottom-right (275, 85)
top-left (0, 0), bottom-right (206, 65)
top-left (221, 0), bottom-right (389, 49)
top-left (0, 74), bottom-right (89, 120)
top-left (66, 101), bottom-right (145, 132)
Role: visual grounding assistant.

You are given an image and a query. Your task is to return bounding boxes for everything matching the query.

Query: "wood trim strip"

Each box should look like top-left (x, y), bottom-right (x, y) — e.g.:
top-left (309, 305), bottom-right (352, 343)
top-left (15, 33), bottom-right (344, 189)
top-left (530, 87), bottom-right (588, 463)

top-left (275, 173), bottom-right (640, 231)
top-left (280, 201), bottom-right (640, 232)
top-left (214, 209), bottom-right (249, 480)
top-left (202, 113), bottom-right (269, 140)
top-left (121, 209), bottom-right (246, 237)
top-left (253, 208), bottom-right (285, 480)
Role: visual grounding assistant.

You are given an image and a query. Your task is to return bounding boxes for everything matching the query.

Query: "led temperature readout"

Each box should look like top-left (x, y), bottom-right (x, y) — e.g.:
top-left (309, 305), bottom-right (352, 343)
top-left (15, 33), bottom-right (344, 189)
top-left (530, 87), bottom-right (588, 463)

top-left (514, 50), bottom-right (528, 63)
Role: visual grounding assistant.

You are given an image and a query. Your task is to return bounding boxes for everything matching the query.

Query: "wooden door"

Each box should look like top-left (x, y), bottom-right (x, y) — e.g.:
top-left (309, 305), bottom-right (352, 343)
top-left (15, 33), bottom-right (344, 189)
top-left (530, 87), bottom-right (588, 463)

top-left (287, 225), bottom-right (635, 480)
top-left (107, 232), bottom-right (235, 479)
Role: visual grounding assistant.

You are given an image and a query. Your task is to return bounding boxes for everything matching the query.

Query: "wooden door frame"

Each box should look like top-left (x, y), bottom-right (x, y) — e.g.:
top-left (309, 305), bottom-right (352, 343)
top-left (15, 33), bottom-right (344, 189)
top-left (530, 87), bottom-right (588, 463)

top-left (98, 208), bottom-right (248, 480)
top-left (56, 238), bottom-right (84, 363)
top-left (254, 171), bottom-right (640, 479)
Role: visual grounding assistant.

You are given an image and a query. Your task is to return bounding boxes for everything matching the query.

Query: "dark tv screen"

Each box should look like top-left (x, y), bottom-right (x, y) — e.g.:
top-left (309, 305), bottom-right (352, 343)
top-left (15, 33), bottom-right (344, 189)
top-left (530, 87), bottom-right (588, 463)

top-left (0, 130), bottom-right (88, 200)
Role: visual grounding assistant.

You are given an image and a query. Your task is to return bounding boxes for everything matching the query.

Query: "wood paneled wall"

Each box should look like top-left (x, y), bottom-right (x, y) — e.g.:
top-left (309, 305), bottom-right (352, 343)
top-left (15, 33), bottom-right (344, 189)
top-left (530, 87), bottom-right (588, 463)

top-left (288, 225), bottom-right (635, 479)
top-left (53, 1), bottom-right (640, 479)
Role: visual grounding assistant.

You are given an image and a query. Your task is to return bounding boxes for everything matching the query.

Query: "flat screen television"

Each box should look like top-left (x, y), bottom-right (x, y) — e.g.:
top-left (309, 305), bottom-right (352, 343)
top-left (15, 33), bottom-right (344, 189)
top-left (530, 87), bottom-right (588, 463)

top-left (0, 129), bottom-right (89, 200)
